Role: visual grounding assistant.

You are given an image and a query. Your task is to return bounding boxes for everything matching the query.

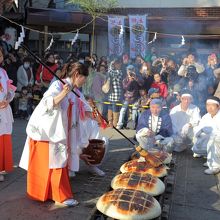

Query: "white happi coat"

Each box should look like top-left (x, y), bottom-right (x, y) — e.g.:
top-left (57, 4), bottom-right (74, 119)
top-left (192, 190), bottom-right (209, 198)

top-left (136, 113), bottom-right (174, 152)
top-left (19, 78), bottom-right (92, 170)
top-left (170, 103), bottom-right (200, 136)
top-left (170, 103), bottom-right (201, 152)
top-left (193, 110), bottom-right (220, 170)
top-left (0, 68), bottom-right (15, 136)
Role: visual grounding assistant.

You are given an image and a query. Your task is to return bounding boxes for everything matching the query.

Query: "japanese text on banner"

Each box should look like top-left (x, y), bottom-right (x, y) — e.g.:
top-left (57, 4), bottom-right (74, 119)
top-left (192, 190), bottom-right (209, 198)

top-left (108, 16), bottom-right (125, 56)
top-left (129, 15), bottom-right (147, 59)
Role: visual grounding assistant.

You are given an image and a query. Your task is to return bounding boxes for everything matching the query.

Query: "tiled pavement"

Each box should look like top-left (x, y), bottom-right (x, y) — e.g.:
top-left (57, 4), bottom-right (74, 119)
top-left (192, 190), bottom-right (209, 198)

top-left (1, 119), bottom-right (220, 220)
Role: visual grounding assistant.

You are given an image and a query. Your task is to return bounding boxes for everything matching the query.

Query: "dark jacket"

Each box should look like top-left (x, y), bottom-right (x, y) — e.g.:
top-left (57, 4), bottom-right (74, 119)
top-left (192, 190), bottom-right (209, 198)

top-left (123, 77), bottom-right (140, 104)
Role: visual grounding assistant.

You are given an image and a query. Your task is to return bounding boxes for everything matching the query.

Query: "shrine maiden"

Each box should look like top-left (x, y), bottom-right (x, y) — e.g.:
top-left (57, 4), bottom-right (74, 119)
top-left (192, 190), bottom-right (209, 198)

top-left (19, 62), bottom-right (91, 206)
top-left (0, 47), bottom-right (16, 182)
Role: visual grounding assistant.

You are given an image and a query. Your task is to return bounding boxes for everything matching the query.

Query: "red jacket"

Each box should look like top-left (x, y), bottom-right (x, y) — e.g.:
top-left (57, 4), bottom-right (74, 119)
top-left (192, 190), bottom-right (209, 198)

top-left (151, 81), bottom-right (168, 98)
top-left (35, 63), bottom-right (58, 83)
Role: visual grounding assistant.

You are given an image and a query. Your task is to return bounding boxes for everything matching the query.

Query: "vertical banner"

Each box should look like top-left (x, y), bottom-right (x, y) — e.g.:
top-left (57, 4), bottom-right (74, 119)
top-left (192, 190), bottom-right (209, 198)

top-left (108, 16), bottom-right (125, 56)
top-left (129, 15), bottom-right (147, 59)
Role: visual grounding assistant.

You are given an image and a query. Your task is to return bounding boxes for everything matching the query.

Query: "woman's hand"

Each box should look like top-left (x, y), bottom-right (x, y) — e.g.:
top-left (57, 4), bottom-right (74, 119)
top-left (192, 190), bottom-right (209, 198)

top-left (61, 84), bottom-right (71, 96)
top-left (80, 153), bottom-right (95, 165)
top-left (0, 100), bottom-right (9, 109)
top-left (53, 84), bottom-right (71, 106)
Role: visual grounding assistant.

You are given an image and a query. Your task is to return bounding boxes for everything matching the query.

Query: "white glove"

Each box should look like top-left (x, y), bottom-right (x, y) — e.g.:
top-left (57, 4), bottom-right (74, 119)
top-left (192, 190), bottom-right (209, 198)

top-left (181, 123), bottom-right (191, 137)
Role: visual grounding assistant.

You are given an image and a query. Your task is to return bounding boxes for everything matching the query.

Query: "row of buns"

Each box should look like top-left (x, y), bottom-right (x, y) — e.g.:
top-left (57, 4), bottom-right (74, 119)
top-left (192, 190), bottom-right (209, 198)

top-left (96, 149), bottom-right (172, 220)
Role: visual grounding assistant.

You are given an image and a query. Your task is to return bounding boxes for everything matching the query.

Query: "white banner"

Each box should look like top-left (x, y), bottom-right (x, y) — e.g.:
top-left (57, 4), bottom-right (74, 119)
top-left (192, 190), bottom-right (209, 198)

top-left (129, 15), bottom-right (147, 59)
top-left (108, 16), bottom-right (125, 56)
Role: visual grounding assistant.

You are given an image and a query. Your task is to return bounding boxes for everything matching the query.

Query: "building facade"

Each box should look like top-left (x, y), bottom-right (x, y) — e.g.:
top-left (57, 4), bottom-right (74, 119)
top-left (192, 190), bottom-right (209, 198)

top-left (2, 0), bottom-right (220, 58)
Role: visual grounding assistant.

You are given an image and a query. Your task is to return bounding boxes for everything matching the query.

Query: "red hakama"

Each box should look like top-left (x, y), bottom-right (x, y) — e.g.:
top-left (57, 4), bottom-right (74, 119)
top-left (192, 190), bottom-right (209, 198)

top-left (27, 138), bottom-right (73, 202)
top-left (0, 134), bottom-right (13, 172)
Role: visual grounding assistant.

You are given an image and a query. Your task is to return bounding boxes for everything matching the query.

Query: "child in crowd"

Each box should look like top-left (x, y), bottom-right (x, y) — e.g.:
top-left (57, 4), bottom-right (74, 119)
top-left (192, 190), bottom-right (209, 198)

top-left (138, 89), bottom-right (151, 113)
top-left (151, 72), bottom-right (168, 99)
top-left (18, 86), bottom-right (32, 120)
top-left (166, 84), bottom-right (181, 109)
top-left (31, 85), bottom-right (42, 110)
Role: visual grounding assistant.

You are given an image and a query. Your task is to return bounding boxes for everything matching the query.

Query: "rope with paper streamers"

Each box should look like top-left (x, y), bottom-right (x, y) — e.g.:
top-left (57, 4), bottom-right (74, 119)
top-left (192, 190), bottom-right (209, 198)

top-left (119, 24), bottom-right (124, 36)
top-left (148, 32), bottom-right (157, 44)
top-left (0, 14), bottom-right (95, 36)
top-left (180, 35), bottom-right (185, 46)
top-left (2, 12), bottom-right (220, 48)
top-left (70, 29), bottom-right (79, 45)
top-left (96, 15), bottom-right (220, 38)
top-left (45, 35), bottom-right (54, 52)
top-left (15, 26), bottom-right (25, 50)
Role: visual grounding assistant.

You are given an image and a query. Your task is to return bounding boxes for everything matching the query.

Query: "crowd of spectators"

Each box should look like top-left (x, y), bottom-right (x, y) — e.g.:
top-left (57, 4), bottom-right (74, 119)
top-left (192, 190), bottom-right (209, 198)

top-left (1, 43), bottom-right (220, 128)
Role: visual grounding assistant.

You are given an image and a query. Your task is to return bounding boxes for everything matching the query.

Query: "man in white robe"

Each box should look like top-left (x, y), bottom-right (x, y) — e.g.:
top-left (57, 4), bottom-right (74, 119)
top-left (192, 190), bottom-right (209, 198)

top-left (170, 90), bottom-right (201, 152)
top-left (193, 96), bottom-right (220, 175)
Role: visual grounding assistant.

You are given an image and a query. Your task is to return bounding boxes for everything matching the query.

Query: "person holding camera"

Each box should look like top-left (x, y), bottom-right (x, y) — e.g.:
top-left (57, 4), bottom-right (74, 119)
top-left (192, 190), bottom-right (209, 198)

top-left (139, 62), bottom-right (153, 92)
top-left (152, 56), bottom-right (169, 83)
top-left (116, 65), bottom-right (141, 130)
top-left (107, 58), bottom-right (123, 128)
top-left (178, 53), bottom-right (205, 77)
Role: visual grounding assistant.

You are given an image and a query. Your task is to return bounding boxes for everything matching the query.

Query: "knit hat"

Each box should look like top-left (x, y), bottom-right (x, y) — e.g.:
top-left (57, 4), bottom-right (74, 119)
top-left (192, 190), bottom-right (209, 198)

top-left (148, 88), bottom-right (159, 96)
top-left (150, 98), bottom-right (162, 106)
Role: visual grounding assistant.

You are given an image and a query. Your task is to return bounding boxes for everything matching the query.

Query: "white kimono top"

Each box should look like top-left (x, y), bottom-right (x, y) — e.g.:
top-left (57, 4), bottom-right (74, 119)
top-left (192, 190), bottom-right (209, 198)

top-left (0, 67), bottom-right (15, 135)
top-left (194, 111), bottom-right (220, 136)
top-left (194, 110), bottom-right (220, 169)
top-left (170, 103), bottom-right (201, 136)
top-left (19, 77), bottom-right (92, 170)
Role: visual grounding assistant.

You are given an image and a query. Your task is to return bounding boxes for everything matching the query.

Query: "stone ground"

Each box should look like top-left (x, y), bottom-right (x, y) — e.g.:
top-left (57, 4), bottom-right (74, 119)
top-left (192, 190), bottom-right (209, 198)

top-left (0, 119), bottom-right (220, 220)
top-left (169, 150), bottom-right (220, 220)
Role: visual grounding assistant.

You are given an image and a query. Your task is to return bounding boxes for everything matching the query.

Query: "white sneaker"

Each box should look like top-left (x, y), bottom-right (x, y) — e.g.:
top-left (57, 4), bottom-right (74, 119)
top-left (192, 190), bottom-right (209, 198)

top-left (204, 168), bottom-right (220, 175)
top-left (116, 125), bottom-right (122, 129)
top-left (56, 199), bottom-right (79, 207)
top-left (89, 166), bottom-right (105, 176)
top-left (193, 153), bottom-right (202, 158)
top-left (203, 162), bottom-right (208, 167)
top-left (69, 171), bottom-right (76, 178)
top-left (0, 174), bottom-right (4, 182)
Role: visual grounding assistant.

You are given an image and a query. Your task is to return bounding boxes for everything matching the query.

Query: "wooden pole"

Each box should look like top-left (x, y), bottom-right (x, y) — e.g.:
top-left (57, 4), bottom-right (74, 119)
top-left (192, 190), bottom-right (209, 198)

top-left (44, 25), bottom-right (48, 51)
top-left (91, 17), bottom-right (95, 56)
